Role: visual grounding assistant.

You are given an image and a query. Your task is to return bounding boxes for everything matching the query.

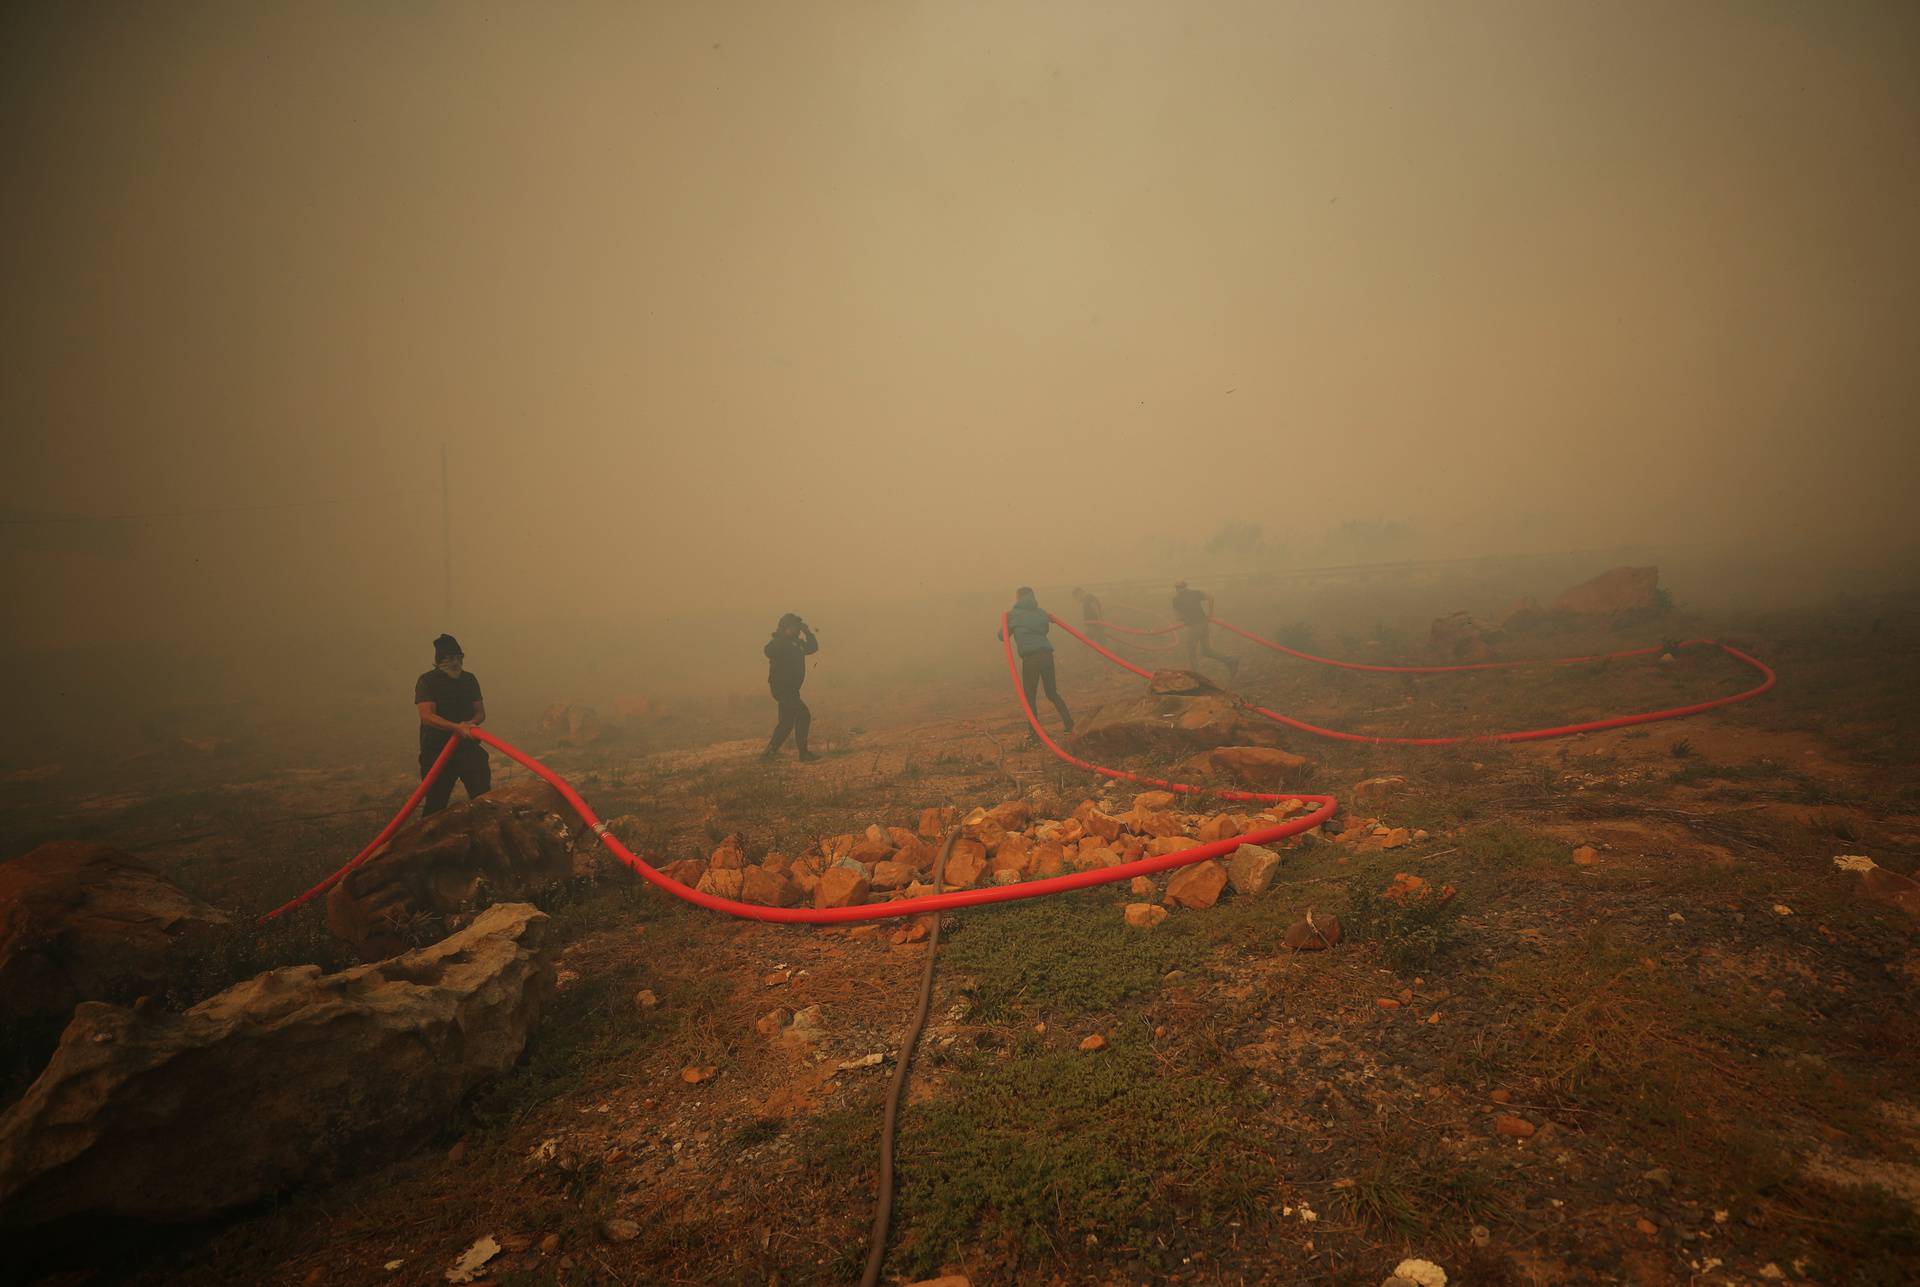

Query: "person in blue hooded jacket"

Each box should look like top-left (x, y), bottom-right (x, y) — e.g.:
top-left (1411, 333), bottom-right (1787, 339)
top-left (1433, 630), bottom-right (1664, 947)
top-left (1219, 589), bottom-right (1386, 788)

top-left (997, 587), bottom-right (1073, 740)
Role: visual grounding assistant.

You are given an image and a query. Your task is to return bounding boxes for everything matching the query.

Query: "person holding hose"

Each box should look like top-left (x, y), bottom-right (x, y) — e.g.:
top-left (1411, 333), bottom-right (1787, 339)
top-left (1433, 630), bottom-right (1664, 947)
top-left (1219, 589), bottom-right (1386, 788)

top-left (999, 587), bottom-right (1073, 741)
top-left (414, 633), bottom-right (490, 814)
top-left (762, 613), bottom-right (821, 762)
top-left (1172, 578), bottom-right (1239, 678)
top-left (1072, 586), bottom-right (1108, 647)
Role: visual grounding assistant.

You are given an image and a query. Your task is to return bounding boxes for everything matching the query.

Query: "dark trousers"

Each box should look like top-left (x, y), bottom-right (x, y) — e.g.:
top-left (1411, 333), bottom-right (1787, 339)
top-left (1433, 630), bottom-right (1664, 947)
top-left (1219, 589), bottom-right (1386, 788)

top-left (1083, 621), bottom-right (1109, 647)
top-left (1021, 651), bottom-right (1072, 732)
top-left (767, 687), bottom-right (811, 754)
top-left (1184, 623), bottom-right (1237, 673)
top-left (421, 740), bottom-right (491, 815)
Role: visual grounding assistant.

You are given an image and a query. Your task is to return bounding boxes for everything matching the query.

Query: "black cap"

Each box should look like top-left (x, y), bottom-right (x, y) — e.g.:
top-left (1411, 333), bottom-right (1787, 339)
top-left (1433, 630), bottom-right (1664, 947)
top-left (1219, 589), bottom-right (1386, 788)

top-left (433, 633), bottom-right (463, 661)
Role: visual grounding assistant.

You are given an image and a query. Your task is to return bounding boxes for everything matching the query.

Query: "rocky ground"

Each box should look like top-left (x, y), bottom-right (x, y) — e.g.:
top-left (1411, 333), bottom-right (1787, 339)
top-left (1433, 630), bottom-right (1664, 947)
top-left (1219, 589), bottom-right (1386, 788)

top-left (4, 584), bottom-right (1919, 1285)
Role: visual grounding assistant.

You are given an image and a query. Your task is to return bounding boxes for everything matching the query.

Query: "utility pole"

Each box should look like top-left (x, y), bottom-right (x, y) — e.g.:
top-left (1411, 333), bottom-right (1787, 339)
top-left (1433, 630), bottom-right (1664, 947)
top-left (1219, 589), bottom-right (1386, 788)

top-left (440, 442), bottom-right (452, 623)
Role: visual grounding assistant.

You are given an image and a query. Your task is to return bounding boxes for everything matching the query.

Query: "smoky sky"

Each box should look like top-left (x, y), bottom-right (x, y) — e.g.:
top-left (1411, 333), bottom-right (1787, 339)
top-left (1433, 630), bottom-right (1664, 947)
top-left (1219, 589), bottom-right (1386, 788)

top-left (3, 0), bottom-right (1918, 658)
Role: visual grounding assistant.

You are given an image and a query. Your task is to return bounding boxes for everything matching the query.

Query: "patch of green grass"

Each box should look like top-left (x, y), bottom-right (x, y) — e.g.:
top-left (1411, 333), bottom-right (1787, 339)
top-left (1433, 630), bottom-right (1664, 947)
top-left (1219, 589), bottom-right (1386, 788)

top-left (945, 891), bottom-right (1206, 1019)
top-left (1344, 879), bottom-right (1464, 974)
top-left (727, 1116), bottom-right (785, 1151)
top-left (1468, 923), bottom-right (1911, 1185)
top-left (1454, 821), bottom-right (1564, 868)
top-left (893, 1022), bottom-right (1276, 1276)
top-left (1338, 1132), bottom-right (1512, 1238)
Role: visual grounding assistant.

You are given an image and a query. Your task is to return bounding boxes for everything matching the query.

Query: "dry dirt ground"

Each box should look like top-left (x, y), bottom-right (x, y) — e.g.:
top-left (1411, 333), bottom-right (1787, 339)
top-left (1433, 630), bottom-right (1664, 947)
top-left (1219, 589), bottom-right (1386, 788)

top-left (5, 589), bottom-right (1920, 1286)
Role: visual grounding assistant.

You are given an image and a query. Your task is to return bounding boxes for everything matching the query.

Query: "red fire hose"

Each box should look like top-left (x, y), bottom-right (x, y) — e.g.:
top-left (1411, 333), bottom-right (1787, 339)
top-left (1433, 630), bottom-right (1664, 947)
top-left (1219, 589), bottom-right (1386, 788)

top-left (265, 606), bottom-right (1774, 925)
top-left (1054, 613), bottom-right (1775, 747)
top-left (1086, 606), bottom-right (1183, 653)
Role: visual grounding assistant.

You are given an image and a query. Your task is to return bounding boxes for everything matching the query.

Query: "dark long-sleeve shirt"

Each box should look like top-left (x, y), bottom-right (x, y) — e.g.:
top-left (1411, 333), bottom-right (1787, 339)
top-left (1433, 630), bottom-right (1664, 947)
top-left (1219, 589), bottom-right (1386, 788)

top-left (765, 631), bottom-right (818, 693)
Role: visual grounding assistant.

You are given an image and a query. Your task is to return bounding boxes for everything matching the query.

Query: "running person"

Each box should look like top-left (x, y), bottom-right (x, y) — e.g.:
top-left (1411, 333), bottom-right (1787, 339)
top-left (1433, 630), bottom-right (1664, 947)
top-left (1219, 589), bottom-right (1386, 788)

top-left (1172, 579), bottom-right (1239, 678)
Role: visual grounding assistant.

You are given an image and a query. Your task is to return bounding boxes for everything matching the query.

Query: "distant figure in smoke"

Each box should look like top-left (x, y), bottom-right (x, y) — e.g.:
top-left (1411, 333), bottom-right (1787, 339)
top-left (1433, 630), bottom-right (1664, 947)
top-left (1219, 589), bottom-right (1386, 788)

top-left (999, 587), bottom-right (1074, 741)
top-left (762, 613), bottom-right (820, 762)
top-left (415, 633), bottom-right (490, 814)
top-left (1172, 579), bottom-right (1239, 679)
top-left (1071, 586), bottom-right (1108, 647)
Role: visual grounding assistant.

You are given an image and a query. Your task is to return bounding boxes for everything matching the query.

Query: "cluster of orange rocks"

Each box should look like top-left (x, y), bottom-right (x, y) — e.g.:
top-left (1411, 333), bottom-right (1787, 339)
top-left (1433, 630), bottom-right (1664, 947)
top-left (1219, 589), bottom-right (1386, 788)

top-left (652, 790), bottom-right (1326, 914)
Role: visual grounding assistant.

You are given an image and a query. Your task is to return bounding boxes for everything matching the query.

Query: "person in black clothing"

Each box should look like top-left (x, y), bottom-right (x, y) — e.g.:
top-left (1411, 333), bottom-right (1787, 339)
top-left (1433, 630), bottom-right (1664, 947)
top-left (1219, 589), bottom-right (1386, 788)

top-left (414, 633), bottom-right (490, 814)
top-left (1071, 586), bottom-right (1108, 647)
top-left (1172, 579), bottom-right (1239, 678)
top-left (762, 613), bottom-right (820, 762)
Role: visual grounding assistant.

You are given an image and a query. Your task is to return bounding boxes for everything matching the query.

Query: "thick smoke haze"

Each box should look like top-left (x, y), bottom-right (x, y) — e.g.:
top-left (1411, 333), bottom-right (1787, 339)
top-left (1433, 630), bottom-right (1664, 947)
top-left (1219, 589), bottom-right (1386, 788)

top-left (3, 1), bottom-right (1918, 755)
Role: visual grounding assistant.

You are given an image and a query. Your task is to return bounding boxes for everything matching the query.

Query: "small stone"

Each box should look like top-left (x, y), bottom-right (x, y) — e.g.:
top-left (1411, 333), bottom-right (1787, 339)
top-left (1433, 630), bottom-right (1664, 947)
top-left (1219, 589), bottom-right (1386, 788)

top-left (1282, 912), bottom-right (1341, 950)
top-left (1124, 903), bottom-right (1168, 929)
top-left (1489, 1088), bottom-right (1512, 1103)
top-left (1390, 1260), bottom-right (1448, 1287)
top-left (1643, 1167), bottom-right (1672, 1189)
top-left (1163, 860), bottom-right (1228, 909)
top-left (634, 989), bottom-right (659, 1009)
top-left (1494, 1114), bottom-right (1536, 1139)
top-left (1376, 998), bottom-right (1401, 1009)
top-left (600, 1218), bottom-right (640, 1243)
top-left (1573, 845), bottom-right (1599, 865)
top-left (1668, 912), bottom-right (1685, 924)
top-left (1635, 1217), bottom-right (1658, 1236)
top-left (445, 1138), bottom-right (467, 1164)
top-left (1129, 876), bottom-right (1156, 895)
top-left (1758, 1264), bottom-right (1784, 1281)
top-left (1079, 1034), bottom-right (1107, 1052)
top-left (1226, 843), bottom-right (1282, 895)
top-left (1772, 904), bottom-right (1792, 917)
top-left (1470, 1224), bottom-right (1489, 1247)
top-left (539, 1233), bottom-right (561, 1255)
top-left (814, 866), bottom-right (871, 909)
top-left (1154, 1025), bottom-right (1167, 1038)
top-left (1351, 775), bottom-right (1405, 802)
top-left (681, 1065), bottom-right (716, 1085)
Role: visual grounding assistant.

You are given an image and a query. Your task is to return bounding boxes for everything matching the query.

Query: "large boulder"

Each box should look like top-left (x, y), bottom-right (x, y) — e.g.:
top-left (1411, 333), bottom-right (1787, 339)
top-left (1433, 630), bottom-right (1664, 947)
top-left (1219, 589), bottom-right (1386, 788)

top-left (324, 779), bottom-right (587, 959)
top-left (1428, 611), bottom-right (1495, 662)
top-left (1177, 745), bottom-right (1313, 789)
top-left (1552, 566), bottom-right (1664, 619)
top-left (0, 843), bottom-right (230, 1029)
top-left (0, 903), bottom-right (553, 1230)
top-left (1496, 595), bottom-right (1545, 633)
top-left (1147, 669), bottom-right (1225, 697)
top-left (1074, 682), bottom-right (1281, 759)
